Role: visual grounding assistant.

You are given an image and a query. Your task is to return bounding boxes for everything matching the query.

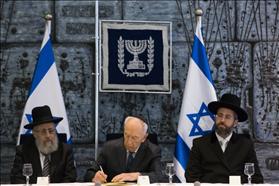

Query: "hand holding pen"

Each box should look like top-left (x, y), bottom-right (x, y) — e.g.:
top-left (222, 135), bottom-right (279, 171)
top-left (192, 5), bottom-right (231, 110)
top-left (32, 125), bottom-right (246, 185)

top-left (92, 165), bottom-right (108, 183)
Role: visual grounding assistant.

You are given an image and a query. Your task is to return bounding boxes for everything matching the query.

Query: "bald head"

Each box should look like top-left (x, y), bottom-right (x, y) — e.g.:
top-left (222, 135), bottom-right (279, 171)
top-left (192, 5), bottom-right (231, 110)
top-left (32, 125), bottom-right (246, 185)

top-left (123, 116), bottom-right (148, 152)
top-left (124, 116), bottom-right (148, 134)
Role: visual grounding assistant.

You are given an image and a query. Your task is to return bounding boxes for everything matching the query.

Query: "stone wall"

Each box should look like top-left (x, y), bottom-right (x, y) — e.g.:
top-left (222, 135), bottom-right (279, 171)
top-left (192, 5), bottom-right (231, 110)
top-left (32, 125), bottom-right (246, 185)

top-left (1, 0), bottom-right (278, 183)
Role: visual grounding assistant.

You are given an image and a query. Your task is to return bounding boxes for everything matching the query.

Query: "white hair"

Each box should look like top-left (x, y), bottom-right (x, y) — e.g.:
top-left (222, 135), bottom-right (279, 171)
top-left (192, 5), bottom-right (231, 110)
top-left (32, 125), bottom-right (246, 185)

top-left (124, 116), bottom-right (148, 134)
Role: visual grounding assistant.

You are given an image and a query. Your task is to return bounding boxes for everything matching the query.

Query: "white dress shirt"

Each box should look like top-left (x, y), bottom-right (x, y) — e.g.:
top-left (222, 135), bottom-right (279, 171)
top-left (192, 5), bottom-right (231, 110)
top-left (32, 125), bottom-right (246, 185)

top-left (215, 132), bottom-right (233, 152)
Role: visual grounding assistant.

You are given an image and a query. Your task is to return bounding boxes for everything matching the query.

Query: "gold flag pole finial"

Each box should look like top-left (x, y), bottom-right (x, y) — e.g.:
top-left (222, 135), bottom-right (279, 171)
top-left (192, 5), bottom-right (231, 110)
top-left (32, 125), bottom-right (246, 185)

top-left (195, 8), bottom-right (203, 17)
top-left (44, 14), bottom-right (52, 21)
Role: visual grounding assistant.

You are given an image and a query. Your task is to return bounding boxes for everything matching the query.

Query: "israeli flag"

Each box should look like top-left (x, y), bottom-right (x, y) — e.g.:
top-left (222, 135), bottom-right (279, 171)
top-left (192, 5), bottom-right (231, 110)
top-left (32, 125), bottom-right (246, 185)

top-left (174, 15), bottom-right (217, 182)
top-left (17, 18), bottom-right (71, 145)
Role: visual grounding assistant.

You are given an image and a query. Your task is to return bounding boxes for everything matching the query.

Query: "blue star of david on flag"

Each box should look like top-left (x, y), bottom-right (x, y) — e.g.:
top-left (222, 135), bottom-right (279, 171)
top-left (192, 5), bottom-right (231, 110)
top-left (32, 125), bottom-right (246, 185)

top-left (25, 114), bottom-right (33, 134)
top-left (187, 102), bottom-right (215, 136)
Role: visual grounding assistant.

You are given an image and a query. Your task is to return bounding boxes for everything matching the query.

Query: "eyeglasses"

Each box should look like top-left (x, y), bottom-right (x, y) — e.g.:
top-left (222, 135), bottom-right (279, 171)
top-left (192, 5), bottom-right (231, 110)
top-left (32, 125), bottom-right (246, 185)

top-left (33, 128), bottom-right (56, 135)
top-left (216, 113), bottom-right (234, 120)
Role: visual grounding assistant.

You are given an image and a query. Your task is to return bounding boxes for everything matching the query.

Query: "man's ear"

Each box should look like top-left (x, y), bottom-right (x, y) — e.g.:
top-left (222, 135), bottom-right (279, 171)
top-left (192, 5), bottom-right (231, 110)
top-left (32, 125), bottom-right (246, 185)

top-left (142, 133), bottom-right (148, 142)
top-left (233, 120), bottom-right (238, 127)
top-left (32, 132), bottom-right (38, 139)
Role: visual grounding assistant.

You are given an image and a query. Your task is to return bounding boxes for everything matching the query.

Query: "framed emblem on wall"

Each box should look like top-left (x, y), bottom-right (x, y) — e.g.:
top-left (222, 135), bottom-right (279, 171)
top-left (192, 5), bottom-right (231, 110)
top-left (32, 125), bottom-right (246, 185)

top-left (100, 20), bottom-right (172, 94)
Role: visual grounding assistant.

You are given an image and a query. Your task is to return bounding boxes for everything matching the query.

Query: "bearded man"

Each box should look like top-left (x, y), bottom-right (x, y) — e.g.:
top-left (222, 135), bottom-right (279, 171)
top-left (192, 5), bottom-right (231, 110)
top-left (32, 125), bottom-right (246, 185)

top-left (185, 93), bottom-right (263, 184)
top-left (10, 105), bottom-right (76, 183)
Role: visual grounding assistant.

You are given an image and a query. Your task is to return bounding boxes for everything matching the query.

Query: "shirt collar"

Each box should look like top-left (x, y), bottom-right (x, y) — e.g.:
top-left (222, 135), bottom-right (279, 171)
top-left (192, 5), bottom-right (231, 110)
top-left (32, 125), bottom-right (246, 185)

top-left (126, 144), bottom-right (141, 156)
top-left (215, 131), bottom-right (233, 142)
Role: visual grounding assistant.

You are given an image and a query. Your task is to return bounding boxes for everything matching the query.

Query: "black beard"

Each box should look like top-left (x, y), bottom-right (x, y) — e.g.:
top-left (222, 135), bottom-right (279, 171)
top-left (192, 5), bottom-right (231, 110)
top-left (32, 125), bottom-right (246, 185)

top-left (215, 124), bottom-right (233, 138)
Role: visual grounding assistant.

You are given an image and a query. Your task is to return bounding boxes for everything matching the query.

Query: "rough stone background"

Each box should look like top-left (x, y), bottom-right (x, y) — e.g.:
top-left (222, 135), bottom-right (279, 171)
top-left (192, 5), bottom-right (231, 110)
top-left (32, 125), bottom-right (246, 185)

top-left (1, 0), bottom-right (279, 183)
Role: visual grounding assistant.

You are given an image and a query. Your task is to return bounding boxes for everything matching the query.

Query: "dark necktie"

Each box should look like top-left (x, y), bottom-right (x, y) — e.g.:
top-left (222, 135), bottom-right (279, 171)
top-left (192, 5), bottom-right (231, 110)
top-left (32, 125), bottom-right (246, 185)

top-left (42, 155), bottom-right (50, 176)
top-left (126, 152), bottom-right (134, 171)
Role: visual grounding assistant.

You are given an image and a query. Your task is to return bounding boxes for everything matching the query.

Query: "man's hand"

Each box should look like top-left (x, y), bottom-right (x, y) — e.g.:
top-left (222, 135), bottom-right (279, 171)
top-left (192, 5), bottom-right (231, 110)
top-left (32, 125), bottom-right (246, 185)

top-left (92, 170), bottom-right (108, 183)
top-left (111, 172), bottom-right (141, 182)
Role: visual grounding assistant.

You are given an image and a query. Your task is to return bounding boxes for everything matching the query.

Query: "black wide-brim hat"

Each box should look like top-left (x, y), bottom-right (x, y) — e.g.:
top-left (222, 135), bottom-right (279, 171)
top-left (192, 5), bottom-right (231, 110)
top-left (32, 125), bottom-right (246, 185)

top-left (24, 105), bottom-right (63, 129)
top-left (208, 93), bottom-right (248, 122)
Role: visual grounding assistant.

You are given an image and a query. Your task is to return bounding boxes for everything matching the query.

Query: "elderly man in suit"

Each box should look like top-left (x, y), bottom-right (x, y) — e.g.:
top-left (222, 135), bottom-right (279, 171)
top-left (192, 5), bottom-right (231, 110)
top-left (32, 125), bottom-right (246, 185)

top-left (185, 93), bottom-right (264, 183)
top-left (84, 115), bottom-right (162, 183)
top-left (10, 105), bottom-right (76, 183)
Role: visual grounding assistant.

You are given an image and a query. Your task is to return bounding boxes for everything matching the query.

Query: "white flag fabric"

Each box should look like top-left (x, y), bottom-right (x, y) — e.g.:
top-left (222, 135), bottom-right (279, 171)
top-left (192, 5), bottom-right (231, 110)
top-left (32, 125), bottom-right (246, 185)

top-left (174, 16), bottom-right (217, 182)
top-left (17, 19), bottom-right (71, 145)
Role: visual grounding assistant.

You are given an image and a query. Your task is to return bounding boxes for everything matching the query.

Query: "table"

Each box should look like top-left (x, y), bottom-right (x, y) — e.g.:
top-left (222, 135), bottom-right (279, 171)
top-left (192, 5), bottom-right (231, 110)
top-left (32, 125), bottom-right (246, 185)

top-left (1, 183), bottom-right (278, 186)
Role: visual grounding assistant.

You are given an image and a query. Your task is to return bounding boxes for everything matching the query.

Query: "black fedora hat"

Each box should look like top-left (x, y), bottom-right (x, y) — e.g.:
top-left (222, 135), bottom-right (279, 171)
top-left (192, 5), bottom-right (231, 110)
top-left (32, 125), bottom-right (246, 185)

top-left (24, 105), bottom-right (63, 129)
top-left (208, 93), bottom-right (248, 122)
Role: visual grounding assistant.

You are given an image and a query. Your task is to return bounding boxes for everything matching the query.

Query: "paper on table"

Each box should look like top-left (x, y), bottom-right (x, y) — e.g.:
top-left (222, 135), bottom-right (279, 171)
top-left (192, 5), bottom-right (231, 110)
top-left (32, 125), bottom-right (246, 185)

top-left (102, 182), bottom-right (127, 186)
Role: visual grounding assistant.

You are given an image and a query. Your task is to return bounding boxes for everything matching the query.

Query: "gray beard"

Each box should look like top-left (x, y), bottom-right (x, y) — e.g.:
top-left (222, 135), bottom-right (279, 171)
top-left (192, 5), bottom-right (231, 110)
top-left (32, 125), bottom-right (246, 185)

top-left (35, 135), bottom-right (58, 155)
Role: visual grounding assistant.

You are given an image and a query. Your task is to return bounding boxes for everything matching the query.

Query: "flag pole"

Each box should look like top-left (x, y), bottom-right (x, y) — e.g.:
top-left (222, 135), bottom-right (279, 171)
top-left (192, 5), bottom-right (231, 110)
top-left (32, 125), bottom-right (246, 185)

top-left (43, 14), bottom-right (52, 50)
top-left (45, 14), bottom-right (52, 20)
top-left (195, 8), bottom-right (203, 36)
top-left (94, 0), bottom-right (99, 160)
top-left (195, 8), bottom-right (203, 17)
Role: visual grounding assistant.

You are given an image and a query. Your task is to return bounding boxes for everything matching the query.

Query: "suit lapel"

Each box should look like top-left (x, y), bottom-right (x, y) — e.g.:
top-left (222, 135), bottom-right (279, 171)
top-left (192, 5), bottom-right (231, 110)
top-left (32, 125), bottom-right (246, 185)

top-left (29, 144), bottom-right (43, 176)
top-left (224, 133), bottom-right (238, 159)
top-left (50, 154), bottom-right (57, 177)
top-left (131, 142), bottom-right (146, 170)
top-left (119, 141), bottom-right (128, 171)
top-left (49, 143), bottom-right (63, 181)
top-left (210, 133), bottom-right (231, 170)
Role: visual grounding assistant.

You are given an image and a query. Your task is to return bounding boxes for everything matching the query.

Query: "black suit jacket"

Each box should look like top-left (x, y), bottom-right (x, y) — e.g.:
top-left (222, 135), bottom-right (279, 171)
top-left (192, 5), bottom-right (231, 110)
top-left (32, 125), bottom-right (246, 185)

top-left (185, 132), bottom-right (263, 183)
top-left (10, 141), bottom-right (76, 183)
top-left (84, 138), bottom-right (162, 183)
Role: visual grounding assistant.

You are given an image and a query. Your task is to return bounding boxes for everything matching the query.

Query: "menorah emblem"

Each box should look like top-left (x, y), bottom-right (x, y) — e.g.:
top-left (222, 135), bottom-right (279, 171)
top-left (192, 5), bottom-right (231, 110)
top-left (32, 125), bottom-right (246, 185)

top-left (118, 36), bottom-right (154, 77)
top-left (125, 39), bottom-right (147, 70)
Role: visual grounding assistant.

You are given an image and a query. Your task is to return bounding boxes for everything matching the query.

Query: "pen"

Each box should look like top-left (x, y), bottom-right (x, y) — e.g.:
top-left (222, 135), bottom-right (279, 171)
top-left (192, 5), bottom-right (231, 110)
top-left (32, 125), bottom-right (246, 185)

top-left (99, 165), bottom-right (104, 172)
top-left (97, 163), bottom-right (107, 183)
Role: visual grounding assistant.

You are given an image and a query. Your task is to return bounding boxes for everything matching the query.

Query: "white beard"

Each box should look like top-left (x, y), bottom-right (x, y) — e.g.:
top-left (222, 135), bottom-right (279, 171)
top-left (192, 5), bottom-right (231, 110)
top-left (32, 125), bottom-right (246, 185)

top-left (35, 135), bottom-right (58, 155)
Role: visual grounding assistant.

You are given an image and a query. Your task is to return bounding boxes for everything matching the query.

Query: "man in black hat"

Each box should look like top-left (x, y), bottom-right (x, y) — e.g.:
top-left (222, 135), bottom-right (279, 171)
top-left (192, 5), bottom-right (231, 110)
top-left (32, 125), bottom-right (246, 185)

top-left (185, 93), bottom-right (263, 183)
top-left (10, 105), bottom-right (76, 183)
